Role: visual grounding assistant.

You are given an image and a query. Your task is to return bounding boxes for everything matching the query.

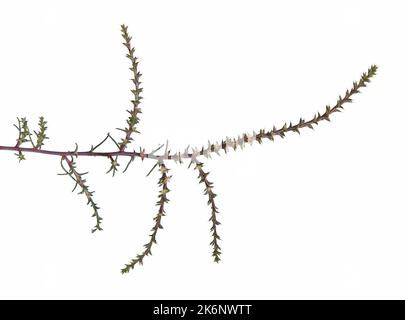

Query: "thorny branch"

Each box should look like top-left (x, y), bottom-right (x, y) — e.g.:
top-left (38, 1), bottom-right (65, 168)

top-left (121, 163), bottom-right (170, 273)
top-left (118, 24), bottom-right (143, 152)
top-left (0, 24), bottom-right (378, 274)
top-left (59, 155), bottom-right (103, 233)
top-left (0, 64), bottom-right (378, 164)
top-left (195, 161), bottom-right (221, 263)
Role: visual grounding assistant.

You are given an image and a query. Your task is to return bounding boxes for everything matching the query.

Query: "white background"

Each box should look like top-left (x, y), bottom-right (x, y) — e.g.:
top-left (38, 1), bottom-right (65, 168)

top-left (0, 0), bottom-right (403, 299)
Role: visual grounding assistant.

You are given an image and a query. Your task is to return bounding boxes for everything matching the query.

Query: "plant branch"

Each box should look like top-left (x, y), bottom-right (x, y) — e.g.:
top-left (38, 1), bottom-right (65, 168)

top-left (60, 155), bottom-right (103, 233)
top-left (121, 162), bottom-right (171, 273)
top-left (0, 65), bottom-right (377, 164)
top-left (192, 65), bottom-right (379, 159)
top-left (195, 161), bottom-right (221, 263)
top-left (118, 24), bottom-right (143, 151)
top-left (0, 21), bottom-right (379, 275)
top-left (34, 116), bottom-right (49, 149)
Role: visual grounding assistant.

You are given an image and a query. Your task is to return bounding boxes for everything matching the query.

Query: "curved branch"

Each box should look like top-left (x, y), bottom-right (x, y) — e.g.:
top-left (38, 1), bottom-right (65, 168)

top-left (0, 65), bottom-right (378, 163)
top-left (60, 156), bottom-right (103, 233)
top-left (190, 65), bottom-right (378, 160)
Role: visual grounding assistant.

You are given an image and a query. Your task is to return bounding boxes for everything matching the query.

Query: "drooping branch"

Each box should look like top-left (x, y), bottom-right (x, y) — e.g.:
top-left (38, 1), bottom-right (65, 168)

top-left (59, 155), bottom-right (103, 233)
top-left (195, 161), bottom-right (221, 263)
top-left (121, 162), bottom-right (171, 273)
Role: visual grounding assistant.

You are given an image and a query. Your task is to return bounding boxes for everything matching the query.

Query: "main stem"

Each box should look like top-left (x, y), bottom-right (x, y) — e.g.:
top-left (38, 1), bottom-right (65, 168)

top-left (0, 64), bottom-right (378, 163)
top-left (0, 145), bottom-right (161, 159)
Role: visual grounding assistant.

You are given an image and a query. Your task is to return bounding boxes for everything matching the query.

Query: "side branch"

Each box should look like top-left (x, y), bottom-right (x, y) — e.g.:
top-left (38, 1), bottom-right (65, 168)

top-left (13, 116), bottom-right (48, 161)
top-left (60, 156), bottom-right (103, 233)
top-left (195, 161), bottom-right (221, 263)
top-left (118, 24), bottom-right (143, 151)
top-left (121, 162), bottom-right (171, 273)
